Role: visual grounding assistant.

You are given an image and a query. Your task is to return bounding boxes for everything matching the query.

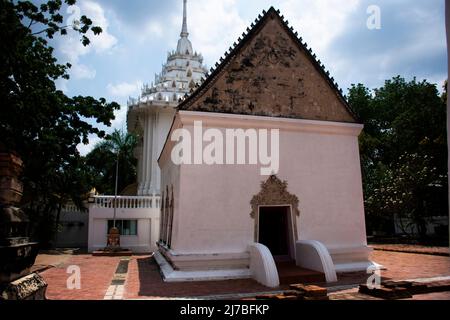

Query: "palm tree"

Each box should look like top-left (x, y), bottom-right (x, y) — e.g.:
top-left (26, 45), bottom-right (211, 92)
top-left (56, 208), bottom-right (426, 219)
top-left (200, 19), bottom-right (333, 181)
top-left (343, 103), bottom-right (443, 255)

top-left (85, 129), bottom-right (138, 195)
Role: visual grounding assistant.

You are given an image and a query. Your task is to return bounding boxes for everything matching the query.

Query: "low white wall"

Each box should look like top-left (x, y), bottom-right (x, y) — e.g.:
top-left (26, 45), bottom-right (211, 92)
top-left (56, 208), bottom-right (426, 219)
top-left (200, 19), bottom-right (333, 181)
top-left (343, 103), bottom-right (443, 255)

top-left (88, 206), bottom-right (160, 253)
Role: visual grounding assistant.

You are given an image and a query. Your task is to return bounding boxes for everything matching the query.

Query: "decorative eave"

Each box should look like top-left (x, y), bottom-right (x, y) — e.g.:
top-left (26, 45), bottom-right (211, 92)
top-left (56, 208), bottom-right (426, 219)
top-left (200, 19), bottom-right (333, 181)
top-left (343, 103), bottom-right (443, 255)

top-left (177, 7), bottom-right (360, 123)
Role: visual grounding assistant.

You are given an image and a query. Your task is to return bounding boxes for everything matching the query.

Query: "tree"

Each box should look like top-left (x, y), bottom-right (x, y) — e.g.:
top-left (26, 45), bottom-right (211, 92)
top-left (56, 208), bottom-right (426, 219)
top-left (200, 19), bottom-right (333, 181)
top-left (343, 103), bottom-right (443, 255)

top-left (348, 76), bottom-right (448, 241)
top-left (0, 0), bottom-right (120, 246)
top-left (85, 129), bottom-right (137, 195)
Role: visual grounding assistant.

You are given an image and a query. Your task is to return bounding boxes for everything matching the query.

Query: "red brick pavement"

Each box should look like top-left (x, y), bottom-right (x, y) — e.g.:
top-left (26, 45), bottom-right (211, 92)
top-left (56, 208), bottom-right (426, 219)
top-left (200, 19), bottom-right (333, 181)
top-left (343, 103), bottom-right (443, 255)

top-left (370, 250), bottom-right (450, 281)
top-left (40, 255), bottom-right (121, 300)
top-left (371, 244), bottom-right (449, 256)
top-left (36, 250), bottom-right (450, 300)
top-left (405, 291), bottom-right (450, 300)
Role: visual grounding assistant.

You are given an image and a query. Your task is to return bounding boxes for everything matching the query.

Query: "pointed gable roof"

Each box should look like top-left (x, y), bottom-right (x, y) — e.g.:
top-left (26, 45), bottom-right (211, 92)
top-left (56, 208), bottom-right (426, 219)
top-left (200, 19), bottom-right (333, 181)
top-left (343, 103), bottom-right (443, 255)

top-left (178, 7), bottom-right (359, 123)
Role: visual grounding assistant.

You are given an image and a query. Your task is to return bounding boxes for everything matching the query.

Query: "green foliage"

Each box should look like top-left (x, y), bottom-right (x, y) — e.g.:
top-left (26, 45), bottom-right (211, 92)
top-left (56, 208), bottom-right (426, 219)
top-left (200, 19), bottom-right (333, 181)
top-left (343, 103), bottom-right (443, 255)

top-left (0, 0), bottom-right (119, 247)
top-left (348, 76), bottom-right (448, 239)
top-left (85, 129), bottom-right (138, 195)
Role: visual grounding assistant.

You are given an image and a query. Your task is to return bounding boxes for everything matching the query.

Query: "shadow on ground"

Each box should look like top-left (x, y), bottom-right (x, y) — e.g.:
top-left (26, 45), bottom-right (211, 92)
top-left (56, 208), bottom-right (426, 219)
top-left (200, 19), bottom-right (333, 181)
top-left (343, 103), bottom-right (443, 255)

top-left (134, 256), bottom-right (271, 298)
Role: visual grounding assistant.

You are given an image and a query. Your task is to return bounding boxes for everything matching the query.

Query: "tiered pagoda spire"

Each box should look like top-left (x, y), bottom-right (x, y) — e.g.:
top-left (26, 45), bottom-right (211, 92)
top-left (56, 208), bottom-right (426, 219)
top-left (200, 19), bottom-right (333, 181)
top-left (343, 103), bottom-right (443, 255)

top-left (128, 0), bottom-right (207, 108)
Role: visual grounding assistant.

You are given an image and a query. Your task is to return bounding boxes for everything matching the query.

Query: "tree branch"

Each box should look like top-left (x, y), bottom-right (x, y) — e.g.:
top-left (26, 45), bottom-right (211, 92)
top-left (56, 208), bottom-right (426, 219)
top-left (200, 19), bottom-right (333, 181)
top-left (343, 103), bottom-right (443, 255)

top-left (32, 24), bottom-right (72, 36)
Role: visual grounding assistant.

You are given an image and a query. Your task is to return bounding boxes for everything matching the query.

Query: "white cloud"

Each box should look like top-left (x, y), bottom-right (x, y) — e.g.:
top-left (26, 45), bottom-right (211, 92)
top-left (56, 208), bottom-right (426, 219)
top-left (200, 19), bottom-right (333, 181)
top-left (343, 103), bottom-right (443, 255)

top-left (110, 106), bottom-right (128, 132)
top-left (59, 0), bottom-right (118, 79)
top-left (325, 1), bottom-right (447, 91)
top-left (107, 80), bottom-right (143, 98)
top-left (142, 21), bottom-right (165, 40)
top-left (180, 0), bottom-right (247, 65)
top-left (71, 63), bottom-right (97, 79)
top-left (280, 0), bottom-right (360, 55)
top-left (82, 1), bottom-right (118, 53)
top-left (55, 78), bottom-right (69, 93)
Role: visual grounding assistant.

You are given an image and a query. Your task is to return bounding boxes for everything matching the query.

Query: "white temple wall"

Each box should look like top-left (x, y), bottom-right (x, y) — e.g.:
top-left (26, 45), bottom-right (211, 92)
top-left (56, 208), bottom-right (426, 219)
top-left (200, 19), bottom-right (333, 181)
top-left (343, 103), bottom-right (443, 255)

top-left (159, 112), bottom-right (366, 256)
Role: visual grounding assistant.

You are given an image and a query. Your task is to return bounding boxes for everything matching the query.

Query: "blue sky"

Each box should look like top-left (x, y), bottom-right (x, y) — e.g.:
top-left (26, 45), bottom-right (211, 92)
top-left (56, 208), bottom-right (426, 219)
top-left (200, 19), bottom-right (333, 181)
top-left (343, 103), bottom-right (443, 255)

top-left (47, 0), bottom-right (447, 154)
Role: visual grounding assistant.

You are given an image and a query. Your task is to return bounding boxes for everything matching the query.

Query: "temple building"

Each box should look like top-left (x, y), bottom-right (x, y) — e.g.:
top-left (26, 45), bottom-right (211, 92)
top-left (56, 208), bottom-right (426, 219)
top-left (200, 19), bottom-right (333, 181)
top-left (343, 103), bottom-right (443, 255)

top-left (90, 3), bottom-right (376, 286)
top-left (156, 7), bottom-right (376, 286)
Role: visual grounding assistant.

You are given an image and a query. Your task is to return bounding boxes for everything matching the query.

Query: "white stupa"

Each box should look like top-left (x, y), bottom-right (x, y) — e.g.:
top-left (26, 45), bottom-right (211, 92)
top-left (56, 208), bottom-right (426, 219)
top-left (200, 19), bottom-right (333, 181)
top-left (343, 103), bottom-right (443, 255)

top-left (127, 0), bottom-right (208, 195)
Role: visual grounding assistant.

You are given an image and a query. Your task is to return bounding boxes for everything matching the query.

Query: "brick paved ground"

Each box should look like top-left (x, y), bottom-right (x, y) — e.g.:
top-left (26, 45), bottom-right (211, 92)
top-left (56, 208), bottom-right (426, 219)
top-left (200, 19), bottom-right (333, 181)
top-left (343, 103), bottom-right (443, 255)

top-left (404, 291), bottom-right (450, 300)
top-left (371, 244), bottom-right (449, 256)
top-left (36, 249), bottom-right (450, 300)
top-left (40, 255), bottom-right (121, 300)
top-left (370, 250), bottom-right (450, 280)
top-left (328, 250), bottom-right (450, 300)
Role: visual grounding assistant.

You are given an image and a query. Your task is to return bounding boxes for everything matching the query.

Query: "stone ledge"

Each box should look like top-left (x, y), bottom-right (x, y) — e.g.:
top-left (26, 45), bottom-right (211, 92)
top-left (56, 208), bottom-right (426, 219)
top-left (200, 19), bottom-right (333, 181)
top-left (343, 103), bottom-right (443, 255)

top-left (0, 273), bottom-right (47, 300)
top-left (158, 244), bottom-right (251, 271)
top-left (154, 251), bottom-right (252, 282)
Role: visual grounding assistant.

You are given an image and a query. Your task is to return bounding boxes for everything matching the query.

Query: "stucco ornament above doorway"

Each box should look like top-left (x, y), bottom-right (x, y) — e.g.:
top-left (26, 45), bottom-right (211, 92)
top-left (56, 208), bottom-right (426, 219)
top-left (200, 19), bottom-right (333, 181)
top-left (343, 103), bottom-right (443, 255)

top-left (250, 175), bottom-right (300, 219)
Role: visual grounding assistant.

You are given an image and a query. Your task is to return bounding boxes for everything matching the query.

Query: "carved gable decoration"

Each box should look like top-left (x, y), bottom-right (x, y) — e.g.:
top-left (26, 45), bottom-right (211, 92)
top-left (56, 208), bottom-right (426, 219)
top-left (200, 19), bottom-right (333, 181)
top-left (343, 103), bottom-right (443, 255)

top-left (250, 175), bottom-right (300, 218)
top-left (179, 8), bottom-right (358, 123)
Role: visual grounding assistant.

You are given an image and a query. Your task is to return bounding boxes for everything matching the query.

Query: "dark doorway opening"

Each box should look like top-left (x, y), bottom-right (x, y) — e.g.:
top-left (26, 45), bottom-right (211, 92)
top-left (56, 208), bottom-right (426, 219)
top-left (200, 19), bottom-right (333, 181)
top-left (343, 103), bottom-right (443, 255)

top-left (258, 206), bottom-right (292, 260)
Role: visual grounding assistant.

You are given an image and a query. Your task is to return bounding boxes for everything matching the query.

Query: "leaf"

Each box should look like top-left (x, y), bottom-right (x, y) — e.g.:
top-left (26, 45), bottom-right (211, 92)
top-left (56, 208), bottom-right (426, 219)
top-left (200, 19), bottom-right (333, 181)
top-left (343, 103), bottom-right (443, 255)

top-left (81, 35), bottom-right (90, 46)
top-left (91, 26), bottom-right (102, 35)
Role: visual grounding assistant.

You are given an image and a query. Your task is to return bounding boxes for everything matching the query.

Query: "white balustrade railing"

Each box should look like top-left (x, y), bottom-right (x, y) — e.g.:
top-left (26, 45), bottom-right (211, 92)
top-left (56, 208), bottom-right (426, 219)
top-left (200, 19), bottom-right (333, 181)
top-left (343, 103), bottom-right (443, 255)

top-left (92, 195), bottom-right (160, 209)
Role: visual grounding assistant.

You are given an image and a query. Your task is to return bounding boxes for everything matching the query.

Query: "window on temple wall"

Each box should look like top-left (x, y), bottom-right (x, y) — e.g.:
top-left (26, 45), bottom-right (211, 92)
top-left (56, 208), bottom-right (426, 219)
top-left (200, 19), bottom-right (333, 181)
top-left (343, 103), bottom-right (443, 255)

top-left (173, 94), bottom-right (177, 101)
top-left (187, 69), bottom-right (192, 77)
top-left (172, 81), bottom-right (176, 88)
top-left (107, 220), bottom-right (137, 236)
top-left (157, 93), bottom-right (162, 100)
top-left (189, 79), bottom-right (195, 89)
